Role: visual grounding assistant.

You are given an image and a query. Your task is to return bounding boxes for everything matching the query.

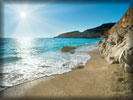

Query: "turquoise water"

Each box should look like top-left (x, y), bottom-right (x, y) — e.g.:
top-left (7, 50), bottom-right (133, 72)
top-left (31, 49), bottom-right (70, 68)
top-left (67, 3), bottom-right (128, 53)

top-left (0, 38), bottom-right (102, 91)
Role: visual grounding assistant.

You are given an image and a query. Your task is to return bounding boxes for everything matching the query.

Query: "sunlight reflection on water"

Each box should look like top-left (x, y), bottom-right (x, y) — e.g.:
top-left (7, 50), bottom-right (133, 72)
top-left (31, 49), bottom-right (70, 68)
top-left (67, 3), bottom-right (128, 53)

top-left (0, 38), bottom-right (101, 91)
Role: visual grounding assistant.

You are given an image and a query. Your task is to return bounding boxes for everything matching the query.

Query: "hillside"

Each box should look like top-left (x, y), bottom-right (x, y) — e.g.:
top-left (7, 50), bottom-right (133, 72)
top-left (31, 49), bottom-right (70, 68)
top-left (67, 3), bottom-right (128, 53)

top-left (99, 6), bottom-right (133, 73)
top-left (55, 23), bottom-right (115, 38)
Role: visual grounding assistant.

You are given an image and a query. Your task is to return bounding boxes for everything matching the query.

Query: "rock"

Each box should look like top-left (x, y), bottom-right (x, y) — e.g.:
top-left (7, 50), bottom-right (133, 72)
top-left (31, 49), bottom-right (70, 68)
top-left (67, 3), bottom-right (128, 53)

top-left (72, 65), bottom-right (84, 70)
top-left (76, 65), bottom-right (84, 69)
top-left (61, 46), bottom-right (76, 52)
top-left (117, 78), bottom-right (125, 82)
top-left (99, 6), bottom-right (133, 73)
top-left (119, 47), bottom-right (133, 73)
top-left (99, 27), bottom-right (129, 64)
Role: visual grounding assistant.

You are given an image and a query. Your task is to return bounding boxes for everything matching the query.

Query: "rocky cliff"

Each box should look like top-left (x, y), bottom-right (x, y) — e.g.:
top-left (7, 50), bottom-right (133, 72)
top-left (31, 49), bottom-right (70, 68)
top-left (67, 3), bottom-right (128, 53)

top-left (55, 23), bottom-right (115, 38)
top-left (99, 6), bottom-right (133, 73)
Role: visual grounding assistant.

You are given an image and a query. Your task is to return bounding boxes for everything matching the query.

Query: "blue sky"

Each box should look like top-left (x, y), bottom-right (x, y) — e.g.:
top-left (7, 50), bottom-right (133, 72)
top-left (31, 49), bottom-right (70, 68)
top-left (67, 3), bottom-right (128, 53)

top-left (4, 2), bottom-right (130, 38)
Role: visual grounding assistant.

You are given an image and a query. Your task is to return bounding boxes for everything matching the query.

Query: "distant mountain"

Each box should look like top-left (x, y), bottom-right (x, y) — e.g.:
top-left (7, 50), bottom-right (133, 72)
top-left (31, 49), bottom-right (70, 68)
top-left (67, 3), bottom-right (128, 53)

top-left (54, 23), bottom-right (115, 38)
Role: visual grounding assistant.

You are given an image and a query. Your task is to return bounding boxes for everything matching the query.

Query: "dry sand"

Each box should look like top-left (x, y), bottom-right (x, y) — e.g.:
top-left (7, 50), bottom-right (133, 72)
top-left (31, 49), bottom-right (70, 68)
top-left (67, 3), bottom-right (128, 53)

top-left (0, 50), bottom-right (133, 100)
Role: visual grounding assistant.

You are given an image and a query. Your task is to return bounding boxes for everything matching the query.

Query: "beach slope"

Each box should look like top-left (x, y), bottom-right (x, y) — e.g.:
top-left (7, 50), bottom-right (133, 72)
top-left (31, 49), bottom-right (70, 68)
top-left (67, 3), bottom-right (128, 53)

top-left (0, 50), bottom-right (133, 100)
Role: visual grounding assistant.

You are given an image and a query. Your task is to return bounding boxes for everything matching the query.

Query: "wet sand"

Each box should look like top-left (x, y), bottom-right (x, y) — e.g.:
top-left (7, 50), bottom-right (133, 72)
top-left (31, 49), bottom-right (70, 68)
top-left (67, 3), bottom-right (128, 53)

top-left (0, 50), bottom-right (133, 100)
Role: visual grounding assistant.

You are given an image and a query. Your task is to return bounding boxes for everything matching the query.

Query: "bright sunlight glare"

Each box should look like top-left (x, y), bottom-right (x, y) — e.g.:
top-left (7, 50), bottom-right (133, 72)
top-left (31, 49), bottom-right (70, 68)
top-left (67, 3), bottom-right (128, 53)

top-left (20, 12), bottom-right (27, 19)
top-left (16, 37), bottom-right (34, 48)
top-left (4, 4), bottom-right (70, 38)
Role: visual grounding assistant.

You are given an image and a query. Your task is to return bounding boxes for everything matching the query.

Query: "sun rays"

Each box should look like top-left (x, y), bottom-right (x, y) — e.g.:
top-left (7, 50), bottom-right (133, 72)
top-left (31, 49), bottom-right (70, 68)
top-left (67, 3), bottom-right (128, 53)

top-left (20, 12), bottom-right (27, 19)
top-left (4, 3), bottom-right (64, 38)
top-left (4, 3), bottom-right (94, 38)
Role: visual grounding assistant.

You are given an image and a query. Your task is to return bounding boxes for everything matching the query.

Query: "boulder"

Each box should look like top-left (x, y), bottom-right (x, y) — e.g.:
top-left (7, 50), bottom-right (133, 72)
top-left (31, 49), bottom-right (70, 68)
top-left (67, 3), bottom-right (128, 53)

top-left (61, 46), bottom-right (76, 52)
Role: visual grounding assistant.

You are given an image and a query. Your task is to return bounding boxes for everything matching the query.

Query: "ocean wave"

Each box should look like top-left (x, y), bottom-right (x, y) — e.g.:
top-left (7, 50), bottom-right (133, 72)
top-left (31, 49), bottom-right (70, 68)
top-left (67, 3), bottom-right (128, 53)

top-left (0, 51), bottom-right (90, 89)
top-left (0, 38), bottom-right (101, 92)
top-left (0, 56), bottom-right (22, 65)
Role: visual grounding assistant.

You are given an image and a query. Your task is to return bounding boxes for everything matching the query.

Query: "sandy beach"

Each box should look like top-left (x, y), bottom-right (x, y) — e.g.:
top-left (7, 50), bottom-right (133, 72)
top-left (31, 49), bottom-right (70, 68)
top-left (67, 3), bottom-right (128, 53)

top-left (0, 50), bottom-right (133, 100)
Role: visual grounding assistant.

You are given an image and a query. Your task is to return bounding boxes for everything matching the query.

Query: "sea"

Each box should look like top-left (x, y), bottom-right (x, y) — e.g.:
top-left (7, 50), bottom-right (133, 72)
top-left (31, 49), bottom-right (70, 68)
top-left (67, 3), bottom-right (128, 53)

top-left (0, 38), bottom-right (103, 91)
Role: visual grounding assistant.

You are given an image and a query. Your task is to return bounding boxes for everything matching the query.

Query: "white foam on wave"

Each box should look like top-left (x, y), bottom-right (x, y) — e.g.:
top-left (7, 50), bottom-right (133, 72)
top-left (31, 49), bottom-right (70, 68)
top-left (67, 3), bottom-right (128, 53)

top-left (0, 42), bottom-right (98, 90)
top-left (1, 51), bottom-right (90, 88)
top-left (75, 42), bottom-right (98, 52)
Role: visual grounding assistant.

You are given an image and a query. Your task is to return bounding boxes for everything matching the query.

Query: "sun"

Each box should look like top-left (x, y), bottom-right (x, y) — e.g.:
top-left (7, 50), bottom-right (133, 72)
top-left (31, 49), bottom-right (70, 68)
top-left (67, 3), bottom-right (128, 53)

top-left (20, 12), bottom-right (27, 19)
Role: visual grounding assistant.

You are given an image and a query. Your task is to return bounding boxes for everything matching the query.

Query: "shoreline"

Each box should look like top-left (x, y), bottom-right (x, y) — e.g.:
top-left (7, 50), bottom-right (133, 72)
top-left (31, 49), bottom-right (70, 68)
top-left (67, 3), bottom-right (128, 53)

top-left (0, 40), bottom-right (98, 92)
top-left (0, 50), bottom-right (133, 100)
top-left (0, 48), bottom-right (96, 93)
top-left (0, 49), bottom-right (96, 96)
